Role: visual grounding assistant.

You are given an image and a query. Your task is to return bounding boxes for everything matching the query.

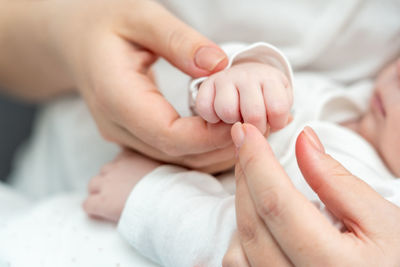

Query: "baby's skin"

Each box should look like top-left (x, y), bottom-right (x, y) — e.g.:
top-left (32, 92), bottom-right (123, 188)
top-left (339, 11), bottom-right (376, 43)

top-left (84, 150), bottom-right (160, 222)
top-left (83, 61), bottom-right (292, 221)
top-left (195, 62), bottom-right (292, 134)
top-left (342, 58), bottom-right (400, 176)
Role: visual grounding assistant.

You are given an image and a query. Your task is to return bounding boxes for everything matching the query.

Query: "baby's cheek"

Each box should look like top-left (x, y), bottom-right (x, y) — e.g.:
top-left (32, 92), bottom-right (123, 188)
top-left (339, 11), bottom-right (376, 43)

top-left (380, 123), bottom-right (400, 176)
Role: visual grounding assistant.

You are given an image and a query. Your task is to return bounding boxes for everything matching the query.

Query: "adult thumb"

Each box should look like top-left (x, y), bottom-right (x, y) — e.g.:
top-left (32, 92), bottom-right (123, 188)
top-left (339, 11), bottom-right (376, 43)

top-left (121, 1), bottom-right (228, 78)
top-left (295, 126), bottom-right (389, 231)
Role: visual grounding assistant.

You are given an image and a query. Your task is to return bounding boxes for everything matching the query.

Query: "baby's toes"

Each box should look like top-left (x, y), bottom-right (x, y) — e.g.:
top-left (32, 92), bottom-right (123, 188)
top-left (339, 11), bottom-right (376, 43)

top-left (98, 163), bottom-right (114, 176)
top-left (88, 176), bottom-right (104, 194)
top-left (82, 194), bottom-right (99, 216)
top-left (82, 194), bottom-right (106, 219)
top-left (83, 193), bottom-right (121, 223)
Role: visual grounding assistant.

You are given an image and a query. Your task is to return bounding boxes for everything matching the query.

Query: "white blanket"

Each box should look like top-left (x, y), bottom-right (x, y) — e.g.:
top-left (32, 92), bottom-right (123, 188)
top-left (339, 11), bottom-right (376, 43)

top-left (0, 187), bottom-right (158, 267)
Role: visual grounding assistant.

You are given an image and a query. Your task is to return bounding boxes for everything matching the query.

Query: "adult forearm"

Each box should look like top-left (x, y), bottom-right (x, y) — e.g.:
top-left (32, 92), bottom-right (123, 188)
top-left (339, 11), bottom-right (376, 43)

top-left (0, 1), bottom-right (74, 102)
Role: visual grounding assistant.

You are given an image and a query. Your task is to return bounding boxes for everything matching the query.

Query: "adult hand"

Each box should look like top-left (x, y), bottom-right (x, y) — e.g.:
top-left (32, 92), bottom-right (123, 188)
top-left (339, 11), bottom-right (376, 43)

top-left (1, 0), bottom-right (233, 172)
top-left (224, 123), bottom-right (400, 266)
top-left (53, 0), bottom-right (236, 172)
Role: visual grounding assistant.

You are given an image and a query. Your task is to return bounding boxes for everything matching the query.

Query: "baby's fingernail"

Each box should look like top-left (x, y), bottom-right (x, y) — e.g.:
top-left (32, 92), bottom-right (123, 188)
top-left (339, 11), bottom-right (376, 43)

top-left (303, 126), bottom-right (325, 153)
top-left (194, 46), bottom-right (227, 72)
top-left (232, 122), bottom-right (245, 148)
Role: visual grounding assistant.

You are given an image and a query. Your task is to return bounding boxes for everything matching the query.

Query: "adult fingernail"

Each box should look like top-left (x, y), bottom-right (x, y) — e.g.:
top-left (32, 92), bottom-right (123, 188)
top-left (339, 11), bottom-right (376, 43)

top-left (286, 114), bottom-right (294, 125)
top-left (232, 122), bottom-right (245, 148)
top-left (265, 125), bottom-right (271, 137)
top-left (303, 126), bottom-right (325, 153)
top-left (194, 46), bottom-right (227, 72)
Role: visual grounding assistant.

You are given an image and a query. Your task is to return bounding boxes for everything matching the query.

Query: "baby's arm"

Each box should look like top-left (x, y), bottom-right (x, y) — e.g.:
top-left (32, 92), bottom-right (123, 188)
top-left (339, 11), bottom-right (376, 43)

top-left (190, 42), bottom-right (294, 134)
top-left (117, 165), bottom-right (236, 267)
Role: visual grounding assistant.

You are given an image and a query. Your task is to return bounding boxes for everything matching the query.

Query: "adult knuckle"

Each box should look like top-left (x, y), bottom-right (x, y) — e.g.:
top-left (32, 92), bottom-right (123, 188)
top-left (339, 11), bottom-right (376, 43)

top-left (166, 28), bottom-right (187, 56)
top-left (241, 152), bottom-right (259, 173)
top-left (237, 219), bottom-right (257, 245)
top-left (160, 141), bottom-right (182, 157)
top-left (256, 187), bottom-right (285, 220)
top-left (325, 155), bottom-right (350, 178)
top-left (156, 130), bottom-right (183, 157)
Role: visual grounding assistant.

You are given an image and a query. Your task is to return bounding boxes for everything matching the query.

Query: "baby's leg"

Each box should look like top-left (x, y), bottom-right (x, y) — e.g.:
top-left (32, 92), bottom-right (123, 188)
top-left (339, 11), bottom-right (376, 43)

top-left (83, 149), bottom-right (160, 222)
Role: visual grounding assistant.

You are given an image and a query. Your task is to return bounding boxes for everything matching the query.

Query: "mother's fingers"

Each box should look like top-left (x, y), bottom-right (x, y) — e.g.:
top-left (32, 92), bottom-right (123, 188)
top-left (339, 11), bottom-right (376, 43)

top-left (126, 89), bottom-right (232, 156)
top-left (105, 118), bottom-right (235, 172)
top-left (235, 163), bottom-right (292, 267)
top-left (232, 123), bottom-right (340, 265)
top-left (222, 232), bottom-right (250, 267)
top-left (97, 39), bottom-right (233, 156)
top-left (119, 0), bottom-right (227, 77)
top-left (296, 127), bottom-right (400, 236)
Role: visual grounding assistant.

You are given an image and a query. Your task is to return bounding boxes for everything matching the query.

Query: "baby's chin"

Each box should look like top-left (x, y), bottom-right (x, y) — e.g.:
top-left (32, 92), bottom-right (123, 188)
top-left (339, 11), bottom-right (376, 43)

top-left (377, 148), bottom-right (400, 178)
top-left (197, 160), bottom-right (235, 175)
top-left (385, 160), bottom-right (400, 178)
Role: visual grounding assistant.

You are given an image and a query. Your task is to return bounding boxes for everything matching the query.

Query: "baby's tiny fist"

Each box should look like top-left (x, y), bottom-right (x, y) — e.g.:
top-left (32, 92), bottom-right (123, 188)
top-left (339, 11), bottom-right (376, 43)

top-left (195, 62), bottom-right (292, 134)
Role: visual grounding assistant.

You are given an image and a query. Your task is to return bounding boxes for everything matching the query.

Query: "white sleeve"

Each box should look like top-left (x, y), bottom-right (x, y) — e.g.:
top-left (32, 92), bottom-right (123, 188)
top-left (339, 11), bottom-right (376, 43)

top-left (189, 42), bottom-right (294, 112)
top-left (117, 165), bottom-right (236, 267)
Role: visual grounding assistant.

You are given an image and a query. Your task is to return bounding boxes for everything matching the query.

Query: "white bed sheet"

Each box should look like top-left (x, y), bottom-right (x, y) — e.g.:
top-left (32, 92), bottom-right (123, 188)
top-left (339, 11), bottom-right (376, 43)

top-left (0, 186), bottom-right (158, 267)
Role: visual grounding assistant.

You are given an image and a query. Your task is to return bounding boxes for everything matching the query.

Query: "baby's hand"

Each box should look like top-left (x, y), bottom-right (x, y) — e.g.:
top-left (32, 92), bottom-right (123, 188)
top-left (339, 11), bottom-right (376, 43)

top-left (195, 62), bottom-right (292, 134)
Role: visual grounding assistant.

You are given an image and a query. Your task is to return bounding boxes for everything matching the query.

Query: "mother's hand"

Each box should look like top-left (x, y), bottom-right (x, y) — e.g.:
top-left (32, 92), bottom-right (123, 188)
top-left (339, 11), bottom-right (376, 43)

top-left (50, 0), bottom-right (232, 172)
top-left (224, 123), bottom-right (400, 266)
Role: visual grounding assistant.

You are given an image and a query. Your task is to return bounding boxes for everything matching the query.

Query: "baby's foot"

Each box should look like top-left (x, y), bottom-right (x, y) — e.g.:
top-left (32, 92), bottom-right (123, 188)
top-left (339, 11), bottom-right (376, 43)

top-left (83, 149), bottom-right (160, 222)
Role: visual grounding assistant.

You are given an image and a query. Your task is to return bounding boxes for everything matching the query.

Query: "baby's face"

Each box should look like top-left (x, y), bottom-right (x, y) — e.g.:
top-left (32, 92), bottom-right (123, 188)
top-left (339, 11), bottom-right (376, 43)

top-left (362, 58), bottom-right (400, 176)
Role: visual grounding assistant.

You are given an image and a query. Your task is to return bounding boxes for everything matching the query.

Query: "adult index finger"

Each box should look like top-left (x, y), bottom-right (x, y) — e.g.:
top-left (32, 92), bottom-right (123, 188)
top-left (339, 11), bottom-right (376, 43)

top-left (232, 123), bottom-right (341, 266)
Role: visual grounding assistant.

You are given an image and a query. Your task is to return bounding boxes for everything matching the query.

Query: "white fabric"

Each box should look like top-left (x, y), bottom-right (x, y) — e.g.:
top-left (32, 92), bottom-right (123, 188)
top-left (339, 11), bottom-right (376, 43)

top-left (1, 1), bottom-right (399, 266)
top-left (0, 193), bottom-right (158, 267)
top-left (160, 0), bottom-right (400, 83)
top-left (117, 74), bottom-right (400, 267)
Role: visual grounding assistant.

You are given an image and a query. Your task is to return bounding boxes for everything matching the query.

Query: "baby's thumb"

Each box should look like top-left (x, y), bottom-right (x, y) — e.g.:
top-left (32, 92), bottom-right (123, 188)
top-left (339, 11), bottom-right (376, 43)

top-left (126, 1), bottom-right (227, 77)
top-left (295, 127), bottom-right (388, 231)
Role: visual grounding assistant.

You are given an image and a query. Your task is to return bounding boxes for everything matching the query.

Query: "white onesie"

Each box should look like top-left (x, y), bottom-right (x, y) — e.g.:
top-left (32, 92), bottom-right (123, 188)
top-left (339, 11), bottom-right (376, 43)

top-left (117, 44), bottom-right (400, 267)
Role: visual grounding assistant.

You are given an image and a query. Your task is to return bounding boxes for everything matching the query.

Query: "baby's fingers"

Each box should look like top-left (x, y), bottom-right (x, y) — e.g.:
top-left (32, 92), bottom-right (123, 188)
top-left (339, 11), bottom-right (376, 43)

top-left (238, 81), bottom-right (267, 134)
top-left (195, 78), bottom-right (220, 123)
top-left (263, 79), bottom-right (292, 131)
top-left (214, 79), bottom-right (241, 124)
